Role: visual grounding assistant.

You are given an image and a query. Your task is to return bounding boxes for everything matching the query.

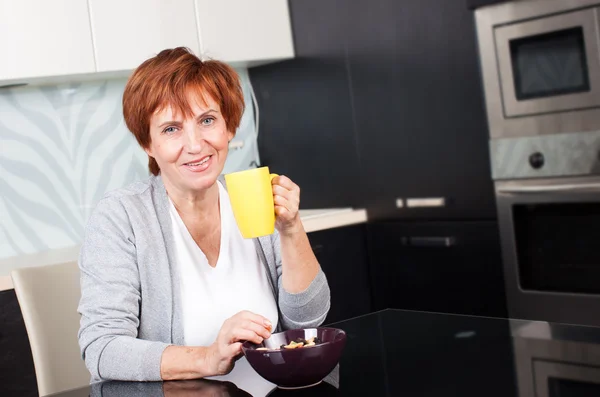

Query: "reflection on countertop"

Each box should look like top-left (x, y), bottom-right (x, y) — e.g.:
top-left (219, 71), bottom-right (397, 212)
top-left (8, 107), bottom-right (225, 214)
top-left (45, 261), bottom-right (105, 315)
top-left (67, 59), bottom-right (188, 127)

top-left (511, 319), bottom-right (600, 396)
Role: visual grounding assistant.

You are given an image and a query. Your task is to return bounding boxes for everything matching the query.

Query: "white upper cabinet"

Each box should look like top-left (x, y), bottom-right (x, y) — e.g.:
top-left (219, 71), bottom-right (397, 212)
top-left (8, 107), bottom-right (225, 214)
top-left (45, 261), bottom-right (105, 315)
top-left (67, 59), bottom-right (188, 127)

top-left (195, 0), bottom-right (295, 64)
top-left (0, 0), bottom-right (95, 82)
top-left (0, 0), bottom-right (294, 85)
top-left (89, 0), bottom-right (200, 72)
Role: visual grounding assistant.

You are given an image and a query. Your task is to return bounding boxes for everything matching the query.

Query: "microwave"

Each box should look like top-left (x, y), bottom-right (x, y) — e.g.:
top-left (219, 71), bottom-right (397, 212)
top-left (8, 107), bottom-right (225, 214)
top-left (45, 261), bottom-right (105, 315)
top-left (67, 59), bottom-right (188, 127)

top-left (476, 0), bottom-right (600, 139)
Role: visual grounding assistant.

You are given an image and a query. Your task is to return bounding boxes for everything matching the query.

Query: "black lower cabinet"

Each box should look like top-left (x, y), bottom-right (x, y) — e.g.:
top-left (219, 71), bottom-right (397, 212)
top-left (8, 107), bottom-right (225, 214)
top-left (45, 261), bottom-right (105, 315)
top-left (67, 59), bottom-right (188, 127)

top-left (308, 225), bottom-right (373, 324)
top-left (368, 221), bottom-right (507, 318)
top-left (0, 289), bottom-right (37, 397)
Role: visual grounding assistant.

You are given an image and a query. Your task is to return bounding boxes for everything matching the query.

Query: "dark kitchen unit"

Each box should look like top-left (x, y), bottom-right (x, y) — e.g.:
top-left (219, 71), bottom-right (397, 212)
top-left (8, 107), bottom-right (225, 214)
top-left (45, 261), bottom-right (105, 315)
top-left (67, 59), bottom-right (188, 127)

top-left (368, 221), bottom-right (506, 317)
top-left (251, 0), bottom-right (507, 319)
top-left (475, 0), bottom-right (600, 327)
top-left (308, 225), bottom-right (372, 325)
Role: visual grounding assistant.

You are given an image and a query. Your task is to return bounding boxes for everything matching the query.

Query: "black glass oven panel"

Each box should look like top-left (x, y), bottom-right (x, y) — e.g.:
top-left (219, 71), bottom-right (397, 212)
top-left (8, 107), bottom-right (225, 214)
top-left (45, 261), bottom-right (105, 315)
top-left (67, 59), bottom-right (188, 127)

top-left (514, 203), bottom-right (600, 294)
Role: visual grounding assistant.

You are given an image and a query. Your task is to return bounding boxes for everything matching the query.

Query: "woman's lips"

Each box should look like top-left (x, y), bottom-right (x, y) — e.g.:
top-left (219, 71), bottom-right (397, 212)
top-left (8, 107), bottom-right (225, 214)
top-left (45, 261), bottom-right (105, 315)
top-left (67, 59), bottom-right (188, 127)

top-left (183, 155), bottom-right (212, 172)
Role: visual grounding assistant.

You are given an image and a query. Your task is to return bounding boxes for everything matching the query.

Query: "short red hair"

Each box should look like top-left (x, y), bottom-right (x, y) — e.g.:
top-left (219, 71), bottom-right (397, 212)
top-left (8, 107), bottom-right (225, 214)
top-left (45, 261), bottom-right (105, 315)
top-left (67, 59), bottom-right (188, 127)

top-left (122, 47), bottom-right (245, 175)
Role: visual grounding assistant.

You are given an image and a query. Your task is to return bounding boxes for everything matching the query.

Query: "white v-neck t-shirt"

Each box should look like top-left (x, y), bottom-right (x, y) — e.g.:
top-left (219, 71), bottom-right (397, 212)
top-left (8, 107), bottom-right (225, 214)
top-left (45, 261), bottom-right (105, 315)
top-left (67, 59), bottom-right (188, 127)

top-left (169, 181), bottom-right (279, 347)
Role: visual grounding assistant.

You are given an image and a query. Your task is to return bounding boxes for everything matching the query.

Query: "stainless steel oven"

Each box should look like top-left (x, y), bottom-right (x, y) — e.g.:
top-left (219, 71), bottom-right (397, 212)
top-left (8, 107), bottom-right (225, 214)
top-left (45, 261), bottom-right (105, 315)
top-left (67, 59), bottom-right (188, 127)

top-left (496, 175), bottom-right (600, 327)
top-left (476, 0), bottom-right (600, 139)
top-left (477, 0), bottom-right (600, 328)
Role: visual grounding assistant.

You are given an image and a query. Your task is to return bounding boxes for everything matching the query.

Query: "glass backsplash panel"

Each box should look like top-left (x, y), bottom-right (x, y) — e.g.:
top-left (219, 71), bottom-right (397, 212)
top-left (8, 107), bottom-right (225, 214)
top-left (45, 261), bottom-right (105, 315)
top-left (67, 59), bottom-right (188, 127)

top-left (0, 69), bottom-right (257, 259)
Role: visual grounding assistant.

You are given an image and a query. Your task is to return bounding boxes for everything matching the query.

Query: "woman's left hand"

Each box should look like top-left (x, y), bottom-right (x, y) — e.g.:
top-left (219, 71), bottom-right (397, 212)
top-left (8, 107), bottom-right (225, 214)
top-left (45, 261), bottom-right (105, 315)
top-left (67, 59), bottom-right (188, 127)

top-left (272, 175), bottom-right (302, 236)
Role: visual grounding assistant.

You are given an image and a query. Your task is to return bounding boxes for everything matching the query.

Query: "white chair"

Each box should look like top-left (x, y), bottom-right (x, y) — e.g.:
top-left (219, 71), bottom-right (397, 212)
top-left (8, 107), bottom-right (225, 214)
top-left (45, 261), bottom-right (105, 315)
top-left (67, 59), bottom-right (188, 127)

top-left (11, 261), bottom-right (90, 396)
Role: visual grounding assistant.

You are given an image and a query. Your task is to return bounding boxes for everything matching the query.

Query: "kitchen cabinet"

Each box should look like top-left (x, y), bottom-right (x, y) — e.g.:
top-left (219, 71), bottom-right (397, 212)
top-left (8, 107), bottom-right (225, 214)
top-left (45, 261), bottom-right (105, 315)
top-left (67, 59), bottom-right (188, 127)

top-left (250, 0), bottom-right (495, 217)
top-left (0, 0), bottom-right (95, 83)
top-left (308, 225), bottom-right (373, 324)
top-left (0, 289), bottom-right (37, 397)
top-left (346, 0), bottom-right (496, 221)
top-left (195, 0), bottom-right (294, 65)
top-left (89, 0), bottom-right (200, 73)
top-left (1, 0), bottom-right (294, 85)
top-left (249, 0), bottom-right (363, 209)
top-left (368, 221), bottom-right (507, 318)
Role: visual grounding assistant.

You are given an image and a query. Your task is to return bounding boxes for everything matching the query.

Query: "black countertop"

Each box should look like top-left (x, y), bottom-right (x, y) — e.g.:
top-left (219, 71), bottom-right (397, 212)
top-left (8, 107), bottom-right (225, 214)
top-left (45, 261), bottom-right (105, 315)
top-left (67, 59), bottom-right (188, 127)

top-left (47, 309), bottom-right (600, 397)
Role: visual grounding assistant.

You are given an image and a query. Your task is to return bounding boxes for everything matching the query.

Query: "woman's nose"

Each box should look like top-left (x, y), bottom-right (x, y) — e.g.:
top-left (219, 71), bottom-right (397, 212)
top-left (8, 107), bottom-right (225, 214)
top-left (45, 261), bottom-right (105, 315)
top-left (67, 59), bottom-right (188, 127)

top-left (183, 126), bottom-right (204, 153)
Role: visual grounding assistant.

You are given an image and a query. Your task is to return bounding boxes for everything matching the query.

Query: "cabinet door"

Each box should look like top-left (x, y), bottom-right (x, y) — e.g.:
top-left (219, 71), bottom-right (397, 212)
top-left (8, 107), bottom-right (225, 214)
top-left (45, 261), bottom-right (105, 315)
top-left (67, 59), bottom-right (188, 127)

top-left (308, 225), bottom-right (372, 324)
top-left (249, 0), bottom-right (362, 209)
top-left (195, 0), bottom-right (294, 64)
top-left (346, 0), bottom-right (496, 221)
top-left (368, 221), bottom-right (507, 318)
top-left (89, 0), bottom-right (200, 72)
top-left (0, 0), bottom-right (95, 81)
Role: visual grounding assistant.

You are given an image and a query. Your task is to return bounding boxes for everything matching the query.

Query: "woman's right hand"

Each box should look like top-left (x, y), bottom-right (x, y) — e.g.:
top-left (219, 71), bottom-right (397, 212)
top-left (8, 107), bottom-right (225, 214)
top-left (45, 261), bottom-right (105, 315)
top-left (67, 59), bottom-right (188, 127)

top-left (207, 311), bottom-right (272, 376)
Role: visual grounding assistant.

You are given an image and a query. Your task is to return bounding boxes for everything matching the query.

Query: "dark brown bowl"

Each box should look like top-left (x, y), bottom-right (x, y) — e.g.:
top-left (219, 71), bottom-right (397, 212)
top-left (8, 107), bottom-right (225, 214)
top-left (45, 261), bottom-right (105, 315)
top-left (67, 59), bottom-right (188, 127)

top-left (241, 327), bottom-right (346, 389)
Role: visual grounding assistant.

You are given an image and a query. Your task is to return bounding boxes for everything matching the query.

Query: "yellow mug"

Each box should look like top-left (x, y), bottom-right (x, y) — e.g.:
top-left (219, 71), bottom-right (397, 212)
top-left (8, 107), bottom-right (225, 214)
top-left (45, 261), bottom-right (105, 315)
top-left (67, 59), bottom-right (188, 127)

top-left (224, 166), bottom-right (278, 238)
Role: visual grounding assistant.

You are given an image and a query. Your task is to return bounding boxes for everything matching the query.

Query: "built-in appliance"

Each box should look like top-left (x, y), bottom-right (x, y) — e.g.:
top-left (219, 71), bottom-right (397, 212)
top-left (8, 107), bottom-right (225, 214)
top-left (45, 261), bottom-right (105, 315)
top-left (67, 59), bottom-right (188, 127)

top-left (475, 0), bottom-right (600, 327)
top-left (476, 0), bottom-right (600, 139)
top-left (496, 175), bottom-right (600, 326)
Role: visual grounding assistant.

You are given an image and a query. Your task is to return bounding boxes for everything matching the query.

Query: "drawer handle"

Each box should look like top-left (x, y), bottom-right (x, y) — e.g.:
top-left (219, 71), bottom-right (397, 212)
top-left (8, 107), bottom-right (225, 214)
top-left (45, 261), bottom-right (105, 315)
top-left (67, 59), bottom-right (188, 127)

top-left (406, 197), bottom-right (446, 208)
top-left (406, 237), bottom-right (456, 247)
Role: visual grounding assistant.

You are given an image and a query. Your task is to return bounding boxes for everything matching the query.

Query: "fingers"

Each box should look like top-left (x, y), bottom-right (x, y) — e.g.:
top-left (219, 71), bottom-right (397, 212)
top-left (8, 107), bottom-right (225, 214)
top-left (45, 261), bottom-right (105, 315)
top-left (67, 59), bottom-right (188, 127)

top-left (272, 175), bottom-right (297, 190)
top-left (273, 193), bottom-right (299, 212)
top-left (230, 321), bottom-right (271, 343)
top-left (272, 176), bottom-right (300, 197)
top-left (272, 182), bottom-right (300, 216)
top-left (236, 310), bottom-right (272, 332)
top-left (210, 312), bottom-right (273, 376)
top-left (230, 328), bottom-right (265, 345)
top-left (227, 342), bottom-right (243, 357)
top-left (275, 205), bottom-right (290, 218)
top-left (223, 311), bottom-right (272, 344)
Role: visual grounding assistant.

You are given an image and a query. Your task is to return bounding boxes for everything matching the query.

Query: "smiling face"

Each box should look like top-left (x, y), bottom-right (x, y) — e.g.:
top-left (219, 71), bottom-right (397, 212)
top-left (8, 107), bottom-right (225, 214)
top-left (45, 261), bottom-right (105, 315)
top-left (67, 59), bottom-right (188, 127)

top-left (145, 90), bottom-right (234, 196)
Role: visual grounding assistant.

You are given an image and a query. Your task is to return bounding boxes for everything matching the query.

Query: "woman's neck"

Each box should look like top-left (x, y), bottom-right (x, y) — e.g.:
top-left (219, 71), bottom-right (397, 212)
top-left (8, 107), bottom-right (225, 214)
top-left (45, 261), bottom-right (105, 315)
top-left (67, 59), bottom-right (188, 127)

top-left (163, 178), bottom-right (220, 220)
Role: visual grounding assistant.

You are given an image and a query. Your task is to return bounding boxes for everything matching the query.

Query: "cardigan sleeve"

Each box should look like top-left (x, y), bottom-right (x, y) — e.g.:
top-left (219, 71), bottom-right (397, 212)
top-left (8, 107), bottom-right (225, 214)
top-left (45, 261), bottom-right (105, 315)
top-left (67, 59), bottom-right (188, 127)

top-left (269, 230), bottom-right (331, 329)
top-left (77, 196), bottom-right (170, 382)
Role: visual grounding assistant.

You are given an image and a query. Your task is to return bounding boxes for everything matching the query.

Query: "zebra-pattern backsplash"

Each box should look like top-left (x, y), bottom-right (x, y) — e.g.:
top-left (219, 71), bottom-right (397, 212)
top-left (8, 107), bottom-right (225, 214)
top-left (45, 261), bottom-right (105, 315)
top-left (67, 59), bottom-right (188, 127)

top-left (0, 69), bottom-right (258, 260)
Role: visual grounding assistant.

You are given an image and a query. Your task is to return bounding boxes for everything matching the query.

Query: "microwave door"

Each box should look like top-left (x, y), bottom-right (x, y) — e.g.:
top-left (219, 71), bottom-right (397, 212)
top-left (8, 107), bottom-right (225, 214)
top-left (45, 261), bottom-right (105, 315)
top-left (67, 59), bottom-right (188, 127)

top-left (494, 7), bottom-right (600, 117)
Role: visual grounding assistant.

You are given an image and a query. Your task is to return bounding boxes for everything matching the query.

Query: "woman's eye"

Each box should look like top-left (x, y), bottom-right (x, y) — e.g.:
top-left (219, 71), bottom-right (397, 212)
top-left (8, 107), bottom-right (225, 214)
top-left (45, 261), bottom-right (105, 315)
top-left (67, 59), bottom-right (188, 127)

top-left (201, 117), bottom-right (215, 126)
top-left (163, 126), bottom-right (177, 134)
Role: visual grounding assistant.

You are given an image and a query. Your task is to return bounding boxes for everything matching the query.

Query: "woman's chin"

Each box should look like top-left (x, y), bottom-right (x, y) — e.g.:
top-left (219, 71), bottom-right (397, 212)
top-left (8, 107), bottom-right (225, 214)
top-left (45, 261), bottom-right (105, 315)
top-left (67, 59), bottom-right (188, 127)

top-left (185, 171), bottom-right (221, 192)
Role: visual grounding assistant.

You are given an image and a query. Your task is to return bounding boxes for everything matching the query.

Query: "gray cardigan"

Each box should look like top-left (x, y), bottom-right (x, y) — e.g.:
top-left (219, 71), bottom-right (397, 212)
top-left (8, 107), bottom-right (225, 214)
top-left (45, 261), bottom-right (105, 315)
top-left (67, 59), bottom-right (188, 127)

top-left (77, 175), bottom-right (331, 382)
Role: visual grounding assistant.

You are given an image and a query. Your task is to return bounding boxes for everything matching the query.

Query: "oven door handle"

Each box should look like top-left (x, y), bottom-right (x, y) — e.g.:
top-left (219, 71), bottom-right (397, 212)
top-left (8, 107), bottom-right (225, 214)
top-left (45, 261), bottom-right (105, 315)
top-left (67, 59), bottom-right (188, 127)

top-left (497, 182), bottom-right (600, 194)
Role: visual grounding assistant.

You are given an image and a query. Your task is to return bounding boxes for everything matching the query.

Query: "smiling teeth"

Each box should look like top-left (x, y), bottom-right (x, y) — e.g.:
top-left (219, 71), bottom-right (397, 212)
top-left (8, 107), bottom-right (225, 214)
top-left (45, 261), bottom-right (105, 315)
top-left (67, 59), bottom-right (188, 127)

top-left (188, 157), bottom-right (210, 166)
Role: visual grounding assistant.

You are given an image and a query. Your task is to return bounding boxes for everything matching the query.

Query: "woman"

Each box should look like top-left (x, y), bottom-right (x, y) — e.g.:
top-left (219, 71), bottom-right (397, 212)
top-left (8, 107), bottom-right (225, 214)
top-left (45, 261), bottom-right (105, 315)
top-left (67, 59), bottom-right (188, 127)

top-left (77, 47), bottom-right (330, 382)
